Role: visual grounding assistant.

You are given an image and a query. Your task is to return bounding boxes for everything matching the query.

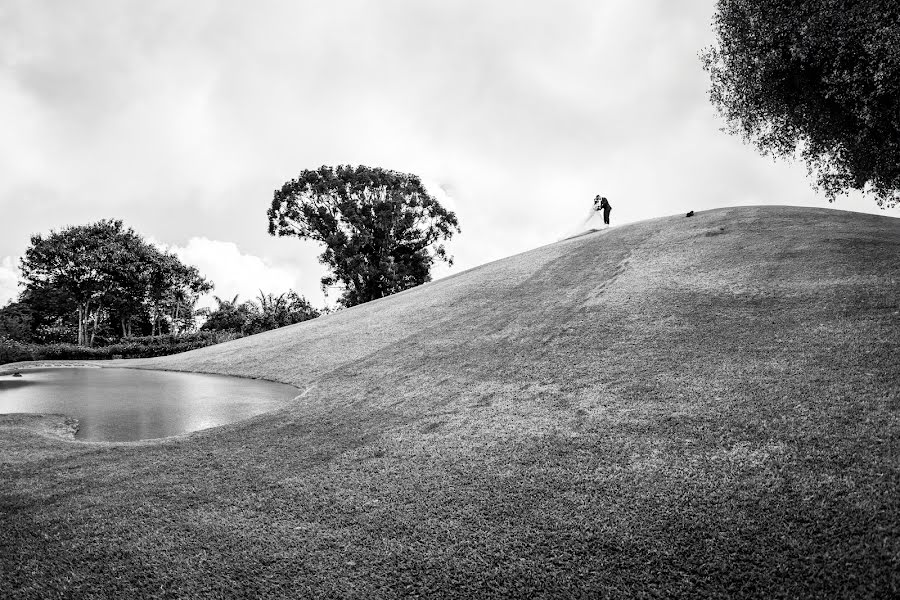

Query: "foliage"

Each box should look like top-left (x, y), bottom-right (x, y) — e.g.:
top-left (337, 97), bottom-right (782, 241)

top-left (0, 331), bottom-right (241, 366)
top-left (200, 295), bottom-right (256, 334)
top-left (20, 220), bottom-right (141, 345)
top-left (0, 336), bottom-right (31, 365)
top-left (16, 284), bottom-right (79, 343)
top-left (143, 249), bottom-right (213, 337)
top-left (267, 165), bottom-right (460, 306)
top-left (0, 302), bottom-right (35, 342)
top-left (18, 219), bottom-right (212, 346)
top-left (201, 291), bottom-right (320, 335)
top-left (701, 0), bottom-right (900, 206)
top-left (9, 219), bottom-right (320, 359)
top-left (244, 290), bottom-right (320, 334)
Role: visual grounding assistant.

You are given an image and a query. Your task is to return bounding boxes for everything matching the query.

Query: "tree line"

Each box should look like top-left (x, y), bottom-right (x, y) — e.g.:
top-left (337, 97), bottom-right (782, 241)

top-left (0, 220), bottom-right (319, 349)
top-left (6, 219), bottom-right (211, 346)
top-left (2, 164), bottom-right (460, 362)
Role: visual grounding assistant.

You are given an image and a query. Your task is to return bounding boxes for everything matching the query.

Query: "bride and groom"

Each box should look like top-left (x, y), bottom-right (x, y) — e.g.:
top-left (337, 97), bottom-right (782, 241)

top-left (591, 195), bottom-right (612, 227)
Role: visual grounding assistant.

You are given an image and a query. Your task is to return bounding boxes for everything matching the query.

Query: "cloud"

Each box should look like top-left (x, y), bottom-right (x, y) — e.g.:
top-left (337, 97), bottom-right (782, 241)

top-left (0, 238), bottom-right (322, 313)
top-left (1, 0), bottom-right (897, 296)
top-left (163, 238), bottom-right (304, 309)
top-left (0, 257), bottom-right (21, 306)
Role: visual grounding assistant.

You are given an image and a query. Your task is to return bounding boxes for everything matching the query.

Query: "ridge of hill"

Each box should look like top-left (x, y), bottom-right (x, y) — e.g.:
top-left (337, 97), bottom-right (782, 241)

top-left (2, 205), bottom-right (899, 598)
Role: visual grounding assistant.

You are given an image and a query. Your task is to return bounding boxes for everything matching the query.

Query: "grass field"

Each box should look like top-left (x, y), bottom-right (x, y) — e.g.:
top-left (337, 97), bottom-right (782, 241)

top-left (2, 206), bottom-right (898, 598)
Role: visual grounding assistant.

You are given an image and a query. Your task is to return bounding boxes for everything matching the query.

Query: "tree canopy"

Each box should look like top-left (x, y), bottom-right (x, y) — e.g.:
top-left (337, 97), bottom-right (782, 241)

top-left (267, 165), bottom-right (460, 306)
top-left (701, 0), bottom-right (900, 206)
top-left (19, 220), bottom-right (212, 345)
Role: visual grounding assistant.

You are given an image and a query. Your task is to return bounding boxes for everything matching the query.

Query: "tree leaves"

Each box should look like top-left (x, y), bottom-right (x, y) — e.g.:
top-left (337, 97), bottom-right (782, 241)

top-left (267, 165), bottom-right (460, 307)
top-left (701, 0), bottom-right (900, 206)
top-left (200, 290), bottom-right (320, 335)
top-left (19, 220), bottom-right (212, 345)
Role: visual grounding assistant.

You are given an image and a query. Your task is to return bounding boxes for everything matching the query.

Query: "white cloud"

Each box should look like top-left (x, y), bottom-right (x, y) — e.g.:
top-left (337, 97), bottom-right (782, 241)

top-left (420, 178), bottom-right (458, 215)
top-left (1, 0), bottom-right (898, 292)
top-left (0, 256), bottom-right (20, 306)
top-left (0, 239), bottom-right (320, 313)
top-left (165, 238), bottom-right (302, 310)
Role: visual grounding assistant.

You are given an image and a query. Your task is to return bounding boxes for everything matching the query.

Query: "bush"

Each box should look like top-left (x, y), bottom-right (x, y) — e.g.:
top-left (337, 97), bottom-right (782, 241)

top-left (32, 343), bottom-right (106, 361)
top-left (0, 303), bottom-right (35, 342)
top-left (0, 331), bottom-right (242, 366)
top-left (0, 337), bottom-right (33, 365)
top-left (33, 325), bottom-right (78, 345)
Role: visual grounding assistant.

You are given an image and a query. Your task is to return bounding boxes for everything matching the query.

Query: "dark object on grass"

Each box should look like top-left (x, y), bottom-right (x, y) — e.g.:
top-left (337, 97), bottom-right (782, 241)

top-left (686, 211), bottom-right (695, 217)
top-left (12, 371), bottom-right (22, 377)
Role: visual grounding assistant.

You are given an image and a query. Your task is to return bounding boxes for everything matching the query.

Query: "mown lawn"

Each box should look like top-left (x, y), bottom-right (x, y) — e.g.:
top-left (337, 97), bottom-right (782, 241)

top-left (2, 206), bottom-right (898, 598)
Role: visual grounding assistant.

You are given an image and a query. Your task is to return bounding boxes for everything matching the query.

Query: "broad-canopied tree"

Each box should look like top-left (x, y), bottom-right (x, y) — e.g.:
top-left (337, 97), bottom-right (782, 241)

top-left (267, 165), bottom-right (460, 307)
top-left (701, 0), bottom-right (900, 206)
top-left (19, 220), bottom-right (212, 346)
top-left (20, 220), bottom-right (144, 345)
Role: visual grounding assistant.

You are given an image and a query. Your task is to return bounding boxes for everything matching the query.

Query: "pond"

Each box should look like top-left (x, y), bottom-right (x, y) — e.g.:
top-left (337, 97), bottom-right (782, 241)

top-left (0, 367), bottom-right (299, 442)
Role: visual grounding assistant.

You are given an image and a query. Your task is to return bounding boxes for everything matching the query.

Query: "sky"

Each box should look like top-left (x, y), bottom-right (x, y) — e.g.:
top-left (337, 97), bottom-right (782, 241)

top-left (1, 0), bottom-right (897, 309)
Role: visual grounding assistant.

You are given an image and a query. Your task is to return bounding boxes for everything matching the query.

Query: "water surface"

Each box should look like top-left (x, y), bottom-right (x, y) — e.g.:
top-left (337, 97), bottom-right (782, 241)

top-left (0, 367), bottom-right (298, 442)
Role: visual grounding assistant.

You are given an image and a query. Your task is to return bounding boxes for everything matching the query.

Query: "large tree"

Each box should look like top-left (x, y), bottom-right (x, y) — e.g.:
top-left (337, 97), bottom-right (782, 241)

top-left (20, 220), bottom-right (144, 345)
top-left (701, 0), bottom-right (900, 206)
top-left (267, 165), bottom-right (460, 306)
top-left (19, 220), bottom-right (212, 345)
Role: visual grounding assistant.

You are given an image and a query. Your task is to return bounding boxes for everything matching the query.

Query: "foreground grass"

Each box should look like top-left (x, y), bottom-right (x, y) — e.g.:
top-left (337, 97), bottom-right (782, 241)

top-left (2, 206), bottom-right (899, 598)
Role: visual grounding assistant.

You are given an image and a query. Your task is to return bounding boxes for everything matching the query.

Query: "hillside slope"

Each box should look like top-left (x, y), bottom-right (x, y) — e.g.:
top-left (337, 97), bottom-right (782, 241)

top-left (3, 206), bottom-right (899, 598)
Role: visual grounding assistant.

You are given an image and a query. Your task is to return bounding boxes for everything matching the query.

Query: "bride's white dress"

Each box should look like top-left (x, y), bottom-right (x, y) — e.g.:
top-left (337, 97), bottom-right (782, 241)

top-left (583, 207), bottom-right (606, 230)
top-left (560, 208), bottom-right (605, 240)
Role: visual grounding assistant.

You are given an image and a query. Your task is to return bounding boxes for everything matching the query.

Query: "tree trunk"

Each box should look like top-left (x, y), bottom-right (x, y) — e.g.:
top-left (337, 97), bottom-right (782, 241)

top-left (77, 305), bottom-right (84, 346)
top-left (82, 301), bottom-right (91, 347)
top-left (89, 304), bottom-right (101, 347)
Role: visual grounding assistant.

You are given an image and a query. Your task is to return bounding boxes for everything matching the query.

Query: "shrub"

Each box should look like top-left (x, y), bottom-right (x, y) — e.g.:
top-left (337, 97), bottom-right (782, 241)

top-left (0, 337), bottom-right (33, 365)
top-left (0, 331), bottom-right (242, 366)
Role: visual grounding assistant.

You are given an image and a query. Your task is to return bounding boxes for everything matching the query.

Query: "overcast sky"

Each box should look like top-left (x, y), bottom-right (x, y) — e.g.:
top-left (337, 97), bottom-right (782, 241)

top-left (1, 0), bottom-right (897, 308)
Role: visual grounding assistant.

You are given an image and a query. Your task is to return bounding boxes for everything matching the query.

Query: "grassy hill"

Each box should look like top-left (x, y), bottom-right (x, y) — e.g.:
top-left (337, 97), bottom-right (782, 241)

top-left (2, 206), bottom-right (899, 598)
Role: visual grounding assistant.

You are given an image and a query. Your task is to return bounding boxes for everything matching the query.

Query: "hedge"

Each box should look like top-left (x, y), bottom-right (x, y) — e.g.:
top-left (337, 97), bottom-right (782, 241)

top-left (0, 331), bottom-right (240, 366)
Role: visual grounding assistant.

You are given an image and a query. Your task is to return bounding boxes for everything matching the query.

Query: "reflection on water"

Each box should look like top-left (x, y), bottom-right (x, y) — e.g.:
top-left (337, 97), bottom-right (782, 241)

top-left (0, 367), bottom-right (298, 442)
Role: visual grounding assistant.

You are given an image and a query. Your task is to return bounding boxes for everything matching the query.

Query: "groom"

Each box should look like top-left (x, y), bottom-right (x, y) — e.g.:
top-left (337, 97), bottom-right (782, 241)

top-left (593, 195), bottom-right (612, 227)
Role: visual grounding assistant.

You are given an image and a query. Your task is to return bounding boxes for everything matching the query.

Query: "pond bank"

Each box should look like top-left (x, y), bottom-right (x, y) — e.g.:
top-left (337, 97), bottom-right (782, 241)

top-left (0, 413), bottom-right (79, 440)
top-left (0, 361), bottom-right (101, 376)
